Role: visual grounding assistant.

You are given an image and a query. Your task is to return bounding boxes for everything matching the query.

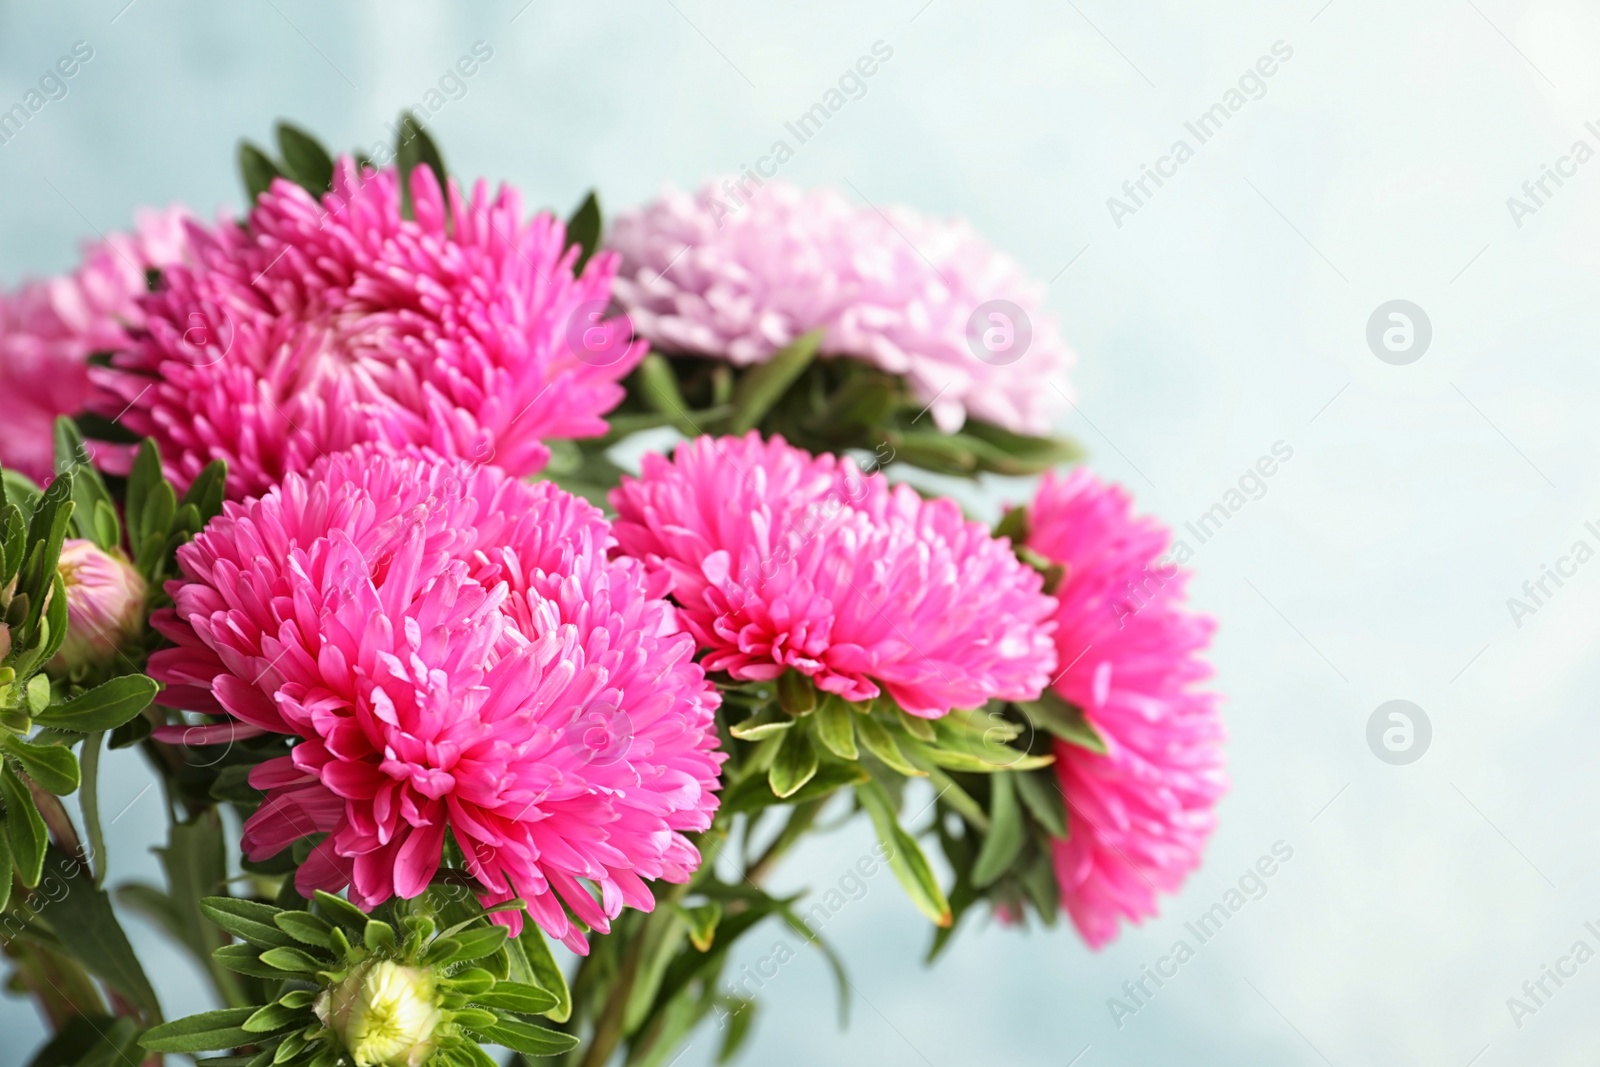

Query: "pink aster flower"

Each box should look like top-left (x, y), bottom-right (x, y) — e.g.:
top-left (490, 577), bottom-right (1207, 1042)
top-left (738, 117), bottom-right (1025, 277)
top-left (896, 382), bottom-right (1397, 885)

top-left (148, 445), bottom-right (722, 952)
top-left (0, 207), bottom-right (193, 483)
top-left (52, 539), bottom-right (148, 672)
top-left (609, 432), bottom-right (1057, 717)
top-left (1024, 470), bottom-right (1226, 949)
top-left (606, 178), bottom-right (1074, 435)
top-left (96, 161), bottom-right (642, 499)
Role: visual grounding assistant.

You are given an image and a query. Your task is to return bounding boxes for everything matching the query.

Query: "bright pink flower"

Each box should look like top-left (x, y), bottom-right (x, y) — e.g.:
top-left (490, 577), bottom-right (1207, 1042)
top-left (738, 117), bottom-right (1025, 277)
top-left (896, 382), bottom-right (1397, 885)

top-left (148, 445), bottom-right (722, 952)
top-left (96, 162), bottom-right (642, 499)
top-left (607, 178), bottom-right (1074, 436)
top-left (609, 432), bottom-right (1057, 716)
top-left (0, 207), bottom-right (193, 483)
top-left (1025, 470), bottom-right (1226, 949)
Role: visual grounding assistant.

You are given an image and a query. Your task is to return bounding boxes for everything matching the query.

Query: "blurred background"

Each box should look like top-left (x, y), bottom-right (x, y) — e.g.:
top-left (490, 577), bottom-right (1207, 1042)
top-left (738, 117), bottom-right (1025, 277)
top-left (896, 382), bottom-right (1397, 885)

top-left (3, 1), bottom-right (1597, 1063)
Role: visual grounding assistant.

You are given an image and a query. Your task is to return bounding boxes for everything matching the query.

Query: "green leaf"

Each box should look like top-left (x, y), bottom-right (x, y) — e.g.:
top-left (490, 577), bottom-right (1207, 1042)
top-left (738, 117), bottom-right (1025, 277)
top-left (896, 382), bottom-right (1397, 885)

top-left (674, 900), bottom-right (722, 953)
top-left (211, 943), bottom-right (282, 979)
top-left (2, 734), bottom-right (80, 794)
top-left (727, 329), bottom-right (823, 434)
top-left (257, 946), bottom-right (326, 973)
top-left (200, 897), bottom-right (296, 949)
top-left (181, 460), bottom-right (228, 526)
top-left (728, 705), bottom-right (793, 742)
top-left (515, 924), bottom-right (572, 1023)
top-left (35, 675), bottom-right (158, 734)
top-left (275, 122), bottom-right (335, 193)
top-left (469, 981), bottom-right (559, 1016)
top-left (624, 908), bottom-right (688, 1034)
top-left (237, 141), bottom-right (282, 203)
top-left (857, 781), bottom-right (951, 927)
top-left (775, 670), bottom-right (817, 716)
top-left (722, 759), bottom-right (868, 814)
top-left (971, 773), bottom-right (1025, 888)
top-left (26, 1015), bottom-right (142, 1067)
top-left (2, 765), bottom-right (47, 885)
top-left (142, 1008), bottom-right (258, 1053)
top-left (430, 925), bottom-right (507, 964)
top-left (768, 727), bottom-right (819, 799)
top-left (715, 996), bottom-right (757, 1064)
top-left (1017, 691), bottom-right (1108, 754)
top-left (814, 694), bottom-right (858, 760)
top-left (395, 111), bottom-right (447, 222)
top-left (312, 889), bottom-right (372, 932)
top-left (274, 909), bottom-right (334, 948)
top-left (36, 845), bottom-right (162, 1018)
top-left (0, 818), bottom-right (11, 912)
top-left (53, 417), bottom-right (120, 550)
top-left (1, 470), bottom-right (43, 525)
top-left (564, 191), bottom-right (601, 274)
top-left (475, 1015), bottom-right (580, 1057)
top-left (1015, 768), bottom-right (1068, 839)
top-left (855, 716), bottom-right (924, 777)
top-left (125, 439), bottom-right (162, 547)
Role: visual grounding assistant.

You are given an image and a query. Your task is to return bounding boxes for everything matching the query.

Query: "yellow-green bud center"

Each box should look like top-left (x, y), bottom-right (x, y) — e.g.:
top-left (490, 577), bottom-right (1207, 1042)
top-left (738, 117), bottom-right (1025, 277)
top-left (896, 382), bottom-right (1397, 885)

top-left (318, 961), bottom-right (443, 1067)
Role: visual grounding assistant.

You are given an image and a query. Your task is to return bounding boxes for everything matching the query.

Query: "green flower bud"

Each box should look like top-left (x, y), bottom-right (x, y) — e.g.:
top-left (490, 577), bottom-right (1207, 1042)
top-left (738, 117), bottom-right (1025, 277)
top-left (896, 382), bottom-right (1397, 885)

top-left (317, 960), bottom-right (445, 1067)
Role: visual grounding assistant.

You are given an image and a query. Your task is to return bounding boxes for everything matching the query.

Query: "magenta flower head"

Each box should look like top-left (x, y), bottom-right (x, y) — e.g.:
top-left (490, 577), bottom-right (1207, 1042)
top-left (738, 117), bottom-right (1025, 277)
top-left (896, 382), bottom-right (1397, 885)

top-left (609, 432), bottom-right (1057, 717)
top-left (96, 161), bottom-right (643, 499)
top-left (0, 207), bottom-right (193, 484)
top-left (1023, 470), bottom-right (1226, 949)
top-left (148, 444), bottom-right (723, 952)
top-left (607, 179), bottom-right (1074, 436)
top-left (52, 538), bottom-right (147, 673)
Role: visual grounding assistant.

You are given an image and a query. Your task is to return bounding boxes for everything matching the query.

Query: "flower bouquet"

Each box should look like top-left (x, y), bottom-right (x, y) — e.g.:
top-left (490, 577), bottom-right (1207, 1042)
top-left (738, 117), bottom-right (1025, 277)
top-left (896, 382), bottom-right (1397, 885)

top-left (0, 116), bottom-right (1225, 1067)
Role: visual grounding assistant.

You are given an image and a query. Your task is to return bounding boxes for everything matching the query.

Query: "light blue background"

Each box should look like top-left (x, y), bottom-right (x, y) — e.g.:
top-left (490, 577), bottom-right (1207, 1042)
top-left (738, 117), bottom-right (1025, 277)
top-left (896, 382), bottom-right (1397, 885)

top-left (3, 1), bottom-right (1598, 1063)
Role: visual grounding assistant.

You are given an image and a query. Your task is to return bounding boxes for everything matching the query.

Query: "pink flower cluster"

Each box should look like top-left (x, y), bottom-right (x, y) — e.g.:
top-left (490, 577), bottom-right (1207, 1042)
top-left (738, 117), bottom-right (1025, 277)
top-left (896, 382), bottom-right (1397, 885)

top-left (607, 178), bottom-right (1075, 436)
top-left (1024, 470), bottom-right (1227, 948)
top-left (150, 446), bottom-right (722, 952)
top-left (0, 207), bottom-right (192, 483)
top-left (610, 432), bottom-right (1058, 717)
top-left (96, 161), bottom-right (642, 499)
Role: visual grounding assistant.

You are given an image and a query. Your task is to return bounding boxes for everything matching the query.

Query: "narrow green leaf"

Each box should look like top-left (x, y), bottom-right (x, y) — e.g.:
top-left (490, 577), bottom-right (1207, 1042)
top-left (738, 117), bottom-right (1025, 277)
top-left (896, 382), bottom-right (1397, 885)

top-left (727, 329), bottom-right (822, 434)
top-left (432, 925), bottom-right (507, 964)
top-left (722, 760), bottom-right (867, 814)
top-left (814, 694), bottom-right (858, 760)
top-left (971, 773), bottom-right (1025, 888)
top-left (716, 997), bottom-right (758, 1064)
top-left (728, 706), bottom-right (793, 742)
top-left (675, 900), bottom-right (722, 953)
top-left (3, 733), bottom-right (80, 795)
top-left (311, 889), bottom-right (372, 932)
top-left (516, 924), bottom-right (572, 1023)
top-left (275, 122), bottom-right (335, 193)
top-left (0, 816), bottom-right (11, 912)
top-left (857, 781), bottom-right (951, 927)
top-left (1, 766), bottom-right (47, 885)
top-left (200, 896), bottom-right (296, 949)
top-left (237, 142), bottom-right (282, 203)
top-left (142, 1008), bottom-right (258, 1053)
top-left (257, 946), bottom-right (326, 973)
top-left (211, 943), bottom-right (283, 979)
top-left (564, 191), bottom-right (601, 274)
top-left (768, 728), bottom-right (818, 799)
top-left (475, 1015), bottom-right (579, 1057)
top-left (469, 981), bottom-right (562, 1017)
top-left (35, 675), bottom-right (158, 735)
top-left (37, 844), bottom-right (162, 1018)
top-left (243, 1001), bottom-right (308, 1034)
top-left (394, 111), bottom-right (447, 222)
top-left (896, 709), bottom-right (936, 743)
top-left (181, 460), bottom-right (229, 525)
top-left (855, 716), bottom-right (924, 777)
top-left (273, 909), bottom-right (334, 949)
top-left (1014, 767), bottom-right (1068, 839)
top-left (1017, 691), bottom-right (1108, 754)
top-left (775, 671), bottom-right (817, 716)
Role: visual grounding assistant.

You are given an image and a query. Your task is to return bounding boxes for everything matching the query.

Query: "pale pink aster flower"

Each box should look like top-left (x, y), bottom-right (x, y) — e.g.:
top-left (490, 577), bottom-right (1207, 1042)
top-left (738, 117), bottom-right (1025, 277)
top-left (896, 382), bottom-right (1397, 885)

top-left (1024, 470), bottom-right (1226, 949)
top-left (148, 445), bottom-right (722, 952)
top-left (609, 432), bottom-right (1057, 717)
top-left (96, 161), bottom-right (642, 499)
top-left (52, 538), bottom-right (147, 671)
top-left (606, 178), bottom-right (1074, 435)
top-left (0, 207), bottom-right (192, 483)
